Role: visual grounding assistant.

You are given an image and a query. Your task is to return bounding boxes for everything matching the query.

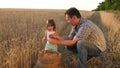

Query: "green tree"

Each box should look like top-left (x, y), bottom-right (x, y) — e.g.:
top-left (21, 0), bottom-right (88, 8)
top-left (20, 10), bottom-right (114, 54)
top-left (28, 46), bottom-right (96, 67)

top-left (93, 0), bottom-right (120, 11)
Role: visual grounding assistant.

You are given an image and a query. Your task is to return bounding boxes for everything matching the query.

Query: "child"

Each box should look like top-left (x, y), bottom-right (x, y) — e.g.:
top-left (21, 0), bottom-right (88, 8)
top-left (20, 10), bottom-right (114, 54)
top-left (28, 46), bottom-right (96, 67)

top-left (42, 19), bottom-right (58, 52)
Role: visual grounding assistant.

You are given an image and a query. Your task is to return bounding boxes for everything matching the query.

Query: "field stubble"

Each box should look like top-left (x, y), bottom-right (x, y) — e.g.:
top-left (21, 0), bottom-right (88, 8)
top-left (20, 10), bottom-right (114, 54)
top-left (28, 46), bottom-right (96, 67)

top-left (0, 9), bottom-right (120, 68)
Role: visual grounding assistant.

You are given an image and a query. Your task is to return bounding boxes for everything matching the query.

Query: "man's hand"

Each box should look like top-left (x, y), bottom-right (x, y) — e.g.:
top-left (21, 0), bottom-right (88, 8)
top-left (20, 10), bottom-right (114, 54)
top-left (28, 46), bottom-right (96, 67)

top-left (49, 32), bottom-right (60, 40)
top-left (49, 38), bottom-right (59, 45)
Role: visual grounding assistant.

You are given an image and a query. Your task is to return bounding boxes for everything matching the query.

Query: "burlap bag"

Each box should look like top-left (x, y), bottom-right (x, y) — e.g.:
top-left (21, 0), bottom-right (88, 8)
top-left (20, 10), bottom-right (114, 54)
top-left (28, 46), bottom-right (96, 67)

top-left (35, 61), bottom-right (59, 68)
top-left (34, 50), bottom-right (61, 68)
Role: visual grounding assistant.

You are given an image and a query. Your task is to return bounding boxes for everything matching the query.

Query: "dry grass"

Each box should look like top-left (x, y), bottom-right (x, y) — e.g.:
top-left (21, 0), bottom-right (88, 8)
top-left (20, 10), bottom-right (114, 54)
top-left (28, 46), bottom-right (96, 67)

top-left (0, 8), bottom-right (120, 68)
top-left (85, 11), bottom-right (120, 68)
top-left (0, 9), bottom-right (66, 68)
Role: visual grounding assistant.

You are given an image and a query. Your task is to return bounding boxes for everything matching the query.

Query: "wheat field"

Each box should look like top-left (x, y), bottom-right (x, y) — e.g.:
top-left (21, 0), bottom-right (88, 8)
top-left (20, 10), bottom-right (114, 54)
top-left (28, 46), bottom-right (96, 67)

top-left (0, 9), bottom-right (120, 68)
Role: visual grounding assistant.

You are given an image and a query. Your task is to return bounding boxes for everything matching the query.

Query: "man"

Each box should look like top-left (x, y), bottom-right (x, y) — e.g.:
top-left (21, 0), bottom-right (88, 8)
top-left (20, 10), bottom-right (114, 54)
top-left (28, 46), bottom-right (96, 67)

top-left (49, 7), bottom-right (106, 68)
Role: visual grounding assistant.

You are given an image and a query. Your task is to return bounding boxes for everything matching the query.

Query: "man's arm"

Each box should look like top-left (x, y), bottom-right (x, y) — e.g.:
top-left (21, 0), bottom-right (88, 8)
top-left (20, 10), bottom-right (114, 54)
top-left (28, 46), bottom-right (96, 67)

top-left (49, 33), bottom-right (64, 40)
top-left (49, 36), bottom-right (79, 46)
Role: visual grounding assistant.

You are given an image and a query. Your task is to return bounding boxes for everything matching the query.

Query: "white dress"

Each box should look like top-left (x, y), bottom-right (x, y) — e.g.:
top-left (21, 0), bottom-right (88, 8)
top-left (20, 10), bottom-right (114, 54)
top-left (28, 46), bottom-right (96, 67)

top-left (45, 30), bottom-right (58, 52)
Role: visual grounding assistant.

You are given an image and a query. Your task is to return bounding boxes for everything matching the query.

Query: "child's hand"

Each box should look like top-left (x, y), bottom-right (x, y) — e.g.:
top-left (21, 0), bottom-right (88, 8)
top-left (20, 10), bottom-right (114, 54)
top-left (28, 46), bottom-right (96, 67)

top-left (42, 37), bottom-right (45, 43)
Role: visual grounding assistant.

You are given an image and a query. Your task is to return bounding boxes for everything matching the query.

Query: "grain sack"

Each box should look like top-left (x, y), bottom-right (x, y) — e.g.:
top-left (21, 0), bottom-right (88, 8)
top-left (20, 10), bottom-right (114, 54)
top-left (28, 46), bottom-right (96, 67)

top-left (34, 60), bottom-right (59, 68)
top-left (34, 50), bottom-right (61, 68)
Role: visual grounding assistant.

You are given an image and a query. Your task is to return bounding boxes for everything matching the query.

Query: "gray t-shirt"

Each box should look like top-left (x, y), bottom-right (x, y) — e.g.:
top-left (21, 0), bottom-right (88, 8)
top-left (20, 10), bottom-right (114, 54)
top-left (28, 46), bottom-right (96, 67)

top-left (69, 17), bottom-right (106, 52)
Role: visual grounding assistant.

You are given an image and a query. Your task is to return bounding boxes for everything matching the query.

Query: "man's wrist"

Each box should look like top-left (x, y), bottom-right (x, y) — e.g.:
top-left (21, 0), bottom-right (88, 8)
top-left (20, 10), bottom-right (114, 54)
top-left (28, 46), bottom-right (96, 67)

top-left (58, 40), bottom-right (62, 45)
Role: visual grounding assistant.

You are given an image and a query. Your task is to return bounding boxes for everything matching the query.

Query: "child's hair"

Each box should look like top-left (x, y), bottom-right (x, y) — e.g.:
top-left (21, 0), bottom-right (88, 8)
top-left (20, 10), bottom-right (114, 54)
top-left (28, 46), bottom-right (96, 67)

top-left (46, 19), bottom-right (56, 31)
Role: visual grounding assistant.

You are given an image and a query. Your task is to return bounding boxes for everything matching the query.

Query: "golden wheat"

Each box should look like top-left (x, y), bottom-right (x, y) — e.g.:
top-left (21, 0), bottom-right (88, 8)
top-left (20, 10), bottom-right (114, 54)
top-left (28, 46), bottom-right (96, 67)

top-left (0, 9), bottom-right (120, 68)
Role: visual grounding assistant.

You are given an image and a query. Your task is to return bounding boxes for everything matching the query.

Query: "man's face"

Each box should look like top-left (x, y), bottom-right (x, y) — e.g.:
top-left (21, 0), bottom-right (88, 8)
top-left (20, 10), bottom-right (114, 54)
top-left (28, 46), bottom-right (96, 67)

top-left (65, 14), bottom-right (75, 26)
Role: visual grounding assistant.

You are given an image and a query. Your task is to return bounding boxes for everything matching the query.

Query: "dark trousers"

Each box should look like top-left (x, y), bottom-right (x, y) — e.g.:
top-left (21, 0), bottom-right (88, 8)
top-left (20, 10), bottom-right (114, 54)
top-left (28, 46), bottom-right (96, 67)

top-left (66, 40), bottom-right (101, 68)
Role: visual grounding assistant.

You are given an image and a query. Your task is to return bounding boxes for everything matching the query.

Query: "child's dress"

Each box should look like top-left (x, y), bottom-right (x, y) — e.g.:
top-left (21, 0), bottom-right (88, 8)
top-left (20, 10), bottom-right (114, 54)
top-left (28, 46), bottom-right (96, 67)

top-left (45, 30), bottom-right (58, 52)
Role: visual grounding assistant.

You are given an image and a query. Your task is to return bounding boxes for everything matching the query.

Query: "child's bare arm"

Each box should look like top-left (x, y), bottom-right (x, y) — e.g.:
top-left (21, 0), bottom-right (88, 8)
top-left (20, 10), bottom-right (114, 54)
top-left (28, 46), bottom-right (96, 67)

top-left (42, 31), bottom-right (47, 43)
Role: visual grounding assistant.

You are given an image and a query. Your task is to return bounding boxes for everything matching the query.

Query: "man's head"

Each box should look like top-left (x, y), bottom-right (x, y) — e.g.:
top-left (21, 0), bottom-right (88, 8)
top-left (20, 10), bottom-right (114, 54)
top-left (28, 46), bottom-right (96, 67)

top-left (65, 7), bottom-right (81, 26)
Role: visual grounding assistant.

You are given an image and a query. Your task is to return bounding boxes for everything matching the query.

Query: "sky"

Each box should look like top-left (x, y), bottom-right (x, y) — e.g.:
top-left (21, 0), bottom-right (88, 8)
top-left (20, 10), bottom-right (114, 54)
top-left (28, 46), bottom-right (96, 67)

top-left (0, 0), bottom-right (104, 11)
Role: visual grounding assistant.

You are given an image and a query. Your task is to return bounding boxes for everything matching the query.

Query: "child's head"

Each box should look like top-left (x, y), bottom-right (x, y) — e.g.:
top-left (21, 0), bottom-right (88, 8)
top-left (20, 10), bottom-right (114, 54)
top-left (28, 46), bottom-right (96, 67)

top-left (46, 19), bottom-right (56, 31)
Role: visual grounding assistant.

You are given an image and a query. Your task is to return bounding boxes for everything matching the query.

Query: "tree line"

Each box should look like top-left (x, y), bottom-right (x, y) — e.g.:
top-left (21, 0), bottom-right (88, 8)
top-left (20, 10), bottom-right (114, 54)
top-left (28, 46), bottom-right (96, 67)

top-left (94, 0), bottom-right (120, 11)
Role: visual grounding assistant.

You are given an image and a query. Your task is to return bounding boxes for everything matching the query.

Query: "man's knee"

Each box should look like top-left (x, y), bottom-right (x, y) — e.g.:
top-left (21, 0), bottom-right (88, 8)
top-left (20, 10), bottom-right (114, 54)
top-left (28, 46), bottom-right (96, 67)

top-left (76, 40), bottom-right (86, 49)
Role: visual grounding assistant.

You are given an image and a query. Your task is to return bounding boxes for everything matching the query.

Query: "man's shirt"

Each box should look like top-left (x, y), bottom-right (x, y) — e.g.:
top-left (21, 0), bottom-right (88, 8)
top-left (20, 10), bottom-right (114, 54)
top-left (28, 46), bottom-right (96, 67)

top-left (69, 17), bottom-right (106, 52)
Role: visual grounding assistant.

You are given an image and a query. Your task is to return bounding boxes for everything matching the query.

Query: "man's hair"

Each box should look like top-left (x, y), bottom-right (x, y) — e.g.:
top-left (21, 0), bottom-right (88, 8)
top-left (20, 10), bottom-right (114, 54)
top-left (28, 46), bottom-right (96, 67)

top-left (65, 7), bottom-right (81, 18)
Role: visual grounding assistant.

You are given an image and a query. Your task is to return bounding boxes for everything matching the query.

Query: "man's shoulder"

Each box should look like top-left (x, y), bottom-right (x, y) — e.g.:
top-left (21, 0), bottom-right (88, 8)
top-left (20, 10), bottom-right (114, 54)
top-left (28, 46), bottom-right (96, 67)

top-left (81, 17), bottom-right (91, 25)
top-left (81, 19), bottom-right (91, 26)
top-left (85, 20), bottom-right (97, 27)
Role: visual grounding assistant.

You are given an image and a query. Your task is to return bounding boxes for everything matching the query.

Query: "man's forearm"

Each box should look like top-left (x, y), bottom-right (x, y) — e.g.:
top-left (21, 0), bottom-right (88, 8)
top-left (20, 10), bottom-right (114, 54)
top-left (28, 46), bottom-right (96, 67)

top-left (58, 36), bottom-right (79, 46)
top-left (58, 40), bottom-right (75, 46)
top-left (57, 36), bottom-right (64, 40)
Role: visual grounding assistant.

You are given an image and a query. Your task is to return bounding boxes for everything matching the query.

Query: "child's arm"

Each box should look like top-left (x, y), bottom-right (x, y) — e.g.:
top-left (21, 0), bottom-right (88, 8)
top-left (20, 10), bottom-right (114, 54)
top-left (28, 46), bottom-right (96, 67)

top-left (42, 30), bottom-right (47, 43)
